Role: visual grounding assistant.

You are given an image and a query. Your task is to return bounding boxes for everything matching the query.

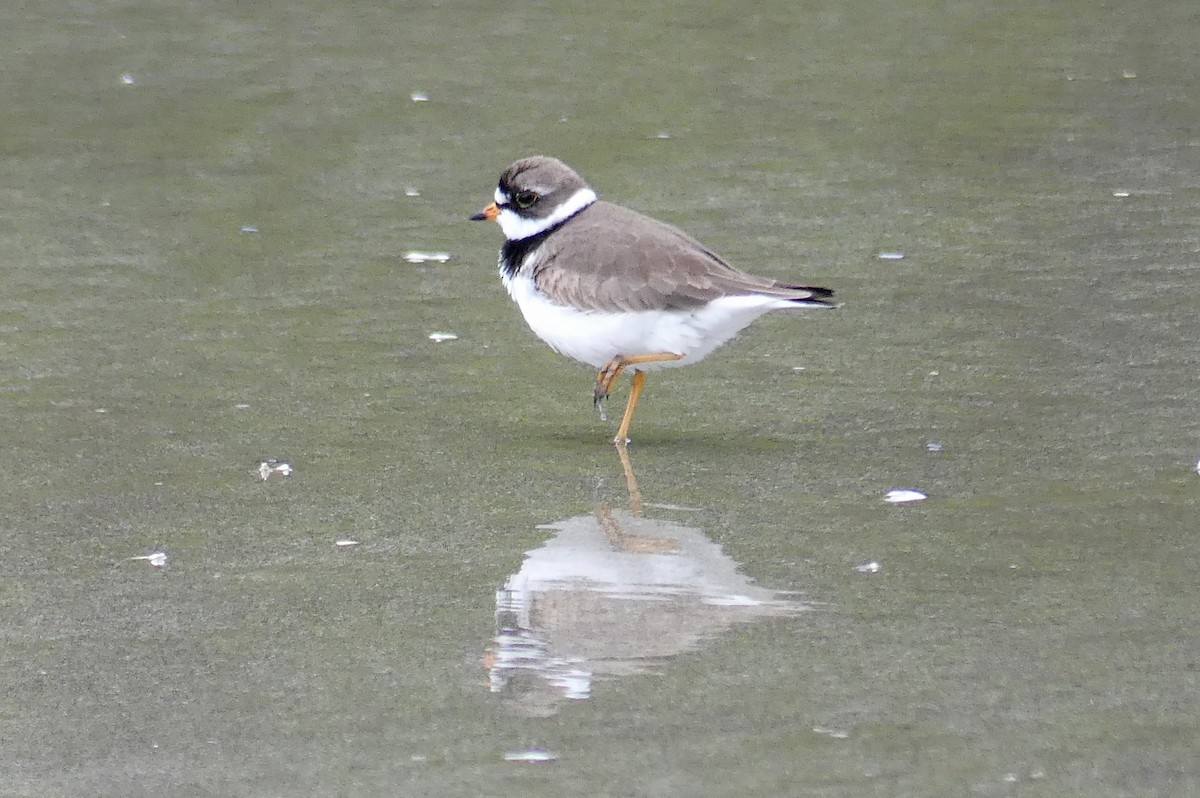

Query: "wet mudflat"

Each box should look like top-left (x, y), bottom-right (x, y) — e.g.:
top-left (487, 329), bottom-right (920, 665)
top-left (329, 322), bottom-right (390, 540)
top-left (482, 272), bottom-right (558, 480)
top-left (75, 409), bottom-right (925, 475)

top-left (1, 2), bottom-right (1197, 796)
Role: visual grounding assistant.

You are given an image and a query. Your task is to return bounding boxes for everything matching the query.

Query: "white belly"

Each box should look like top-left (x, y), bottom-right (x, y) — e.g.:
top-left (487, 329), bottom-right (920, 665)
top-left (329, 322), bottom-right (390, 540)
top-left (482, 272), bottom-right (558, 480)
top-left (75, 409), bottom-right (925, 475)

top-left (501, 272), bottom-right (792, 370)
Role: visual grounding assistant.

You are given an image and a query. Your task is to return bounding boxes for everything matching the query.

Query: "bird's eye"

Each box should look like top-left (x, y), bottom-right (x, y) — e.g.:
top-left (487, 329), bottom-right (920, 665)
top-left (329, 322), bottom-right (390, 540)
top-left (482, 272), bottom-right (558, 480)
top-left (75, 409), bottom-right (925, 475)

top-left (513, 190), bottom-right (538, 209)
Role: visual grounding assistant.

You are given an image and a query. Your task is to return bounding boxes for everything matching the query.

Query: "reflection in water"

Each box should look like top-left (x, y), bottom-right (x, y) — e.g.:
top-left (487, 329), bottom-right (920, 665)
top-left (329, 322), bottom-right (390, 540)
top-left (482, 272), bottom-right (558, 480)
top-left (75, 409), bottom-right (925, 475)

top-left (487, 449), bottom-right (806, 717)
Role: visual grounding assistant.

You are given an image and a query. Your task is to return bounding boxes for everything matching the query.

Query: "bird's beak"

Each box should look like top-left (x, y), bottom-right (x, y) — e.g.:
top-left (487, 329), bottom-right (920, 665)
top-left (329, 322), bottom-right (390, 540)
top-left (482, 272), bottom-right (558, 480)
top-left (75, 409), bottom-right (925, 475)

top-left (469, 202), bottom-right (499, 222)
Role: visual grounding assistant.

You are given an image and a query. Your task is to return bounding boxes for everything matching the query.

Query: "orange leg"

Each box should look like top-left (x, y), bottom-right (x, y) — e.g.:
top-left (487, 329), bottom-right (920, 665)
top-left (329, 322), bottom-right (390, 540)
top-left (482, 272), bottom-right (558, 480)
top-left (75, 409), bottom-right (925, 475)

top-left (594, 352), bottom-right (683, 407)
top-left (593, 353), bottom-right (684, 435)
top-left (613, 370), bottom-right (647, 445)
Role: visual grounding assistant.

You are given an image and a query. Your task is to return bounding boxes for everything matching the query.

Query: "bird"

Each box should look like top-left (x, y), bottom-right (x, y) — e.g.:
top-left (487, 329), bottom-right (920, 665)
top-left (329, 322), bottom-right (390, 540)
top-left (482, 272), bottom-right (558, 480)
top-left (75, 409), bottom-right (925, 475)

top-left (470, 156), bottom-right (837, 445)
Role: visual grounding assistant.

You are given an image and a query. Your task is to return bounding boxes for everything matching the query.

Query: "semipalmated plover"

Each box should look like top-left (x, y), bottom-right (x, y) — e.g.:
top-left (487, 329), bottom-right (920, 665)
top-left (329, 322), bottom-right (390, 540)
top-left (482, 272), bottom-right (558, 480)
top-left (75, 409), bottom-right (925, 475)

top-left (471, 156), bottom-right (836, 445)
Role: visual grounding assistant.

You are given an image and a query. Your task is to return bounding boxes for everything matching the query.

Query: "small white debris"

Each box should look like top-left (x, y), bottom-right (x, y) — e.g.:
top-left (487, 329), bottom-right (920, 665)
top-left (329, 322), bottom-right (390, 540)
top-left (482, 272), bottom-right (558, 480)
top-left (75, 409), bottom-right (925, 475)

top-left (812, 726), bottom-right (850, 739)
top-left (1121, 69), bottom-right (1137, 79)
top-left (131, 552), bottom-right (168, 568)
top-left (234, 403), bottom-right (251, 409)
top-left (257, 460), bottom-right (294, 481)
top-left (335, 539), bottom-right (360, 548)
top-left (428, 332), bottom-right (458, 343)
top-left (240, 224), bottom-right (260, 233)
top-left (1111, 190), bottom-right (1130, 198)
top-left (410, 92), bottom-right (429, 102)
top-left (503, 749), bottom-right (557, 763)
top-left (643, 502), bottom-right (704, 512)
top-left (878, 251), bottom-right (906, 260)
top-left (404, 187), bottom-right (421, 197)
top-left (854, 561), bottom-right (881, 574)
top-left (925, 440), bottom-right (944, 452)
top-left (404, 251), bottom-right (450, 263)
top-left (120, 73), bottom-right (135, 85)
top-left (653, 131), bottom-right (672, 139)
top-left (885, 489), bottom-right (927, 504)
top-left (95, 408), bottom-right (108, 413)
top-left (1194, 458), bottom-right (1200, 476)
top-left (791, 366), bottom-right (806, 372)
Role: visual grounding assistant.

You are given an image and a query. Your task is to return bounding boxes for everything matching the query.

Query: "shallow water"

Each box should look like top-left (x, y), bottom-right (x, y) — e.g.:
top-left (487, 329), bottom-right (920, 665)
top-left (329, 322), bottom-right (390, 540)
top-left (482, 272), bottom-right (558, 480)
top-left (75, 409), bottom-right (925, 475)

top-left (2, 2), bottom-right (1197, 796)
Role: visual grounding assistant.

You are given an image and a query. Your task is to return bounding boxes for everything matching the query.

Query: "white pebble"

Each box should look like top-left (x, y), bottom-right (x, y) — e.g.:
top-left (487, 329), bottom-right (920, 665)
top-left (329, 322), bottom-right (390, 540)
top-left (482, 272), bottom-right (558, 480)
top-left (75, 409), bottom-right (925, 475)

top-left (812, 726), bottom-right (850, 739)
top-left (257, 460), bottom-right (294, 481)
top-left (404, 251), bottom-right (450, 264)
top-left (885, 489), bottom-right (927, 504)
top-left (503, 749), bottom-right (557, 763)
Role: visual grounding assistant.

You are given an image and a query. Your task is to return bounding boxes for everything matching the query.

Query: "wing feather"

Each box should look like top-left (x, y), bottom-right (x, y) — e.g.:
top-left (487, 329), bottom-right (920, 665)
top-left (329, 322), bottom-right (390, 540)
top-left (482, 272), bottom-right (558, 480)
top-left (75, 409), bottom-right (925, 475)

top-left (530, 201), bottom-right (831, 312)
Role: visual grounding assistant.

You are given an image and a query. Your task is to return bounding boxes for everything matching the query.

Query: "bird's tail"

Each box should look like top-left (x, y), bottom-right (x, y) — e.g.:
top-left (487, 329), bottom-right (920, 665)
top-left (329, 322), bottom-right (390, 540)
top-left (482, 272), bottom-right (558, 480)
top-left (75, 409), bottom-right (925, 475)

top-left (780, 284), bottom-right (838, 309)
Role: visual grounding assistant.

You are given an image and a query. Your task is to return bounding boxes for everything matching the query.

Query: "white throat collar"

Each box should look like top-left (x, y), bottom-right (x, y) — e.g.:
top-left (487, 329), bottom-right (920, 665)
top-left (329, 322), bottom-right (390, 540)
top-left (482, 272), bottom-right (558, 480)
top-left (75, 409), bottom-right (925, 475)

top-left (497, 187), bottom-right (597, 241)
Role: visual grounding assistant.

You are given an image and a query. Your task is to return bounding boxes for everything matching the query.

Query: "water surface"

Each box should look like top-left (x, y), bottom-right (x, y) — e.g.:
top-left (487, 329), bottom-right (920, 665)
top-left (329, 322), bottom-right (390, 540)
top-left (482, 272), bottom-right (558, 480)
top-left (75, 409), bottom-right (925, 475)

top-left (1, 2), bottom-right (1197, 796)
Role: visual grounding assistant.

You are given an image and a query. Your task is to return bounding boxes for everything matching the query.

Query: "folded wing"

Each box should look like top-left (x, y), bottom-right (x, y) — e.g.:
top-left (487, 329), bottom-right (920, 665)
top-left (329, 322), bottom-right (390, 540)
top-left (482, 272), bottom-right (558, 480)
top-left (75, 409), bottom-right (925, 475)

top-left (532, 201), bottom-right (834, 312)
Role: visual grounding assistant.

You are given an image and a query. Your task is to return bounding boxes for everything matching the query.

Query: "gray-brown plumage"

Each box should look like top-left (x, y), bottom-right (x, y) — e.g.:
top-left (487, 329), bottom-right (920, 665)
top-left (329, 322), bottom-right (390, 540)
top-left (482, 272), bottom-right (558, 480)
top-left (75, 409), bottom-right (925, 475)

top-left (526, 200), bottom-right (835, 313)
top-left (491, 156), bottom-right (834, 313)
top-left (471, 155), bottom-right (837, 445)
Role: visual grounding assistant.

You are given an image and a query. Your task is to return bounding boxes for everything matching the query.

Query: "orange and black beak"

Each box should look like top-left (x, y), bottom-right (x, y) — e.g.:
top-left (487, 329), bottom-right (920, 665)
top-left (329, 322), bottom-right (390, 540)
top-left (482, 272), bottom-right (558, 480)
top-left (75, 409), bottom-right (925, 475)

top-left (469, 202), bottom-right (499, 222)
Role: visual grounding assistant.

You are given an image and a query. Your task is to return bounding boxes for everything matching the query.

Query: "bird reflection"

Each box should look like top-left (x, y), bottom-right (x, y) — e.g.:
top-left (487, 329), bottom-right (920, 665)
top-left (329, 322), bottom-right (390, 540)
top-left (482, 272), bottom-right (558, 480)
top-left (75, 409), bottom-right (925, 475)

top-left (486, 447), bottom-right (806, 717)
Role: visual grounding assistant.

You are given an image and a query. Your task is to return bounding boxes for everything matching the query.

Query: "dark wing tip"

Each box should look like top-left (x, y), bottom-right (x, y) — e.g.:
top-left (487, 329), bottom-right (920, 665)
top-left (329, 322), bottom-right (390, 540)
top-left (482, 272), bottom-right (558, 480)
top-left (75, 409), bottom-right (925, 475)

top-left (783, 284), bottom-right (838, 308)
